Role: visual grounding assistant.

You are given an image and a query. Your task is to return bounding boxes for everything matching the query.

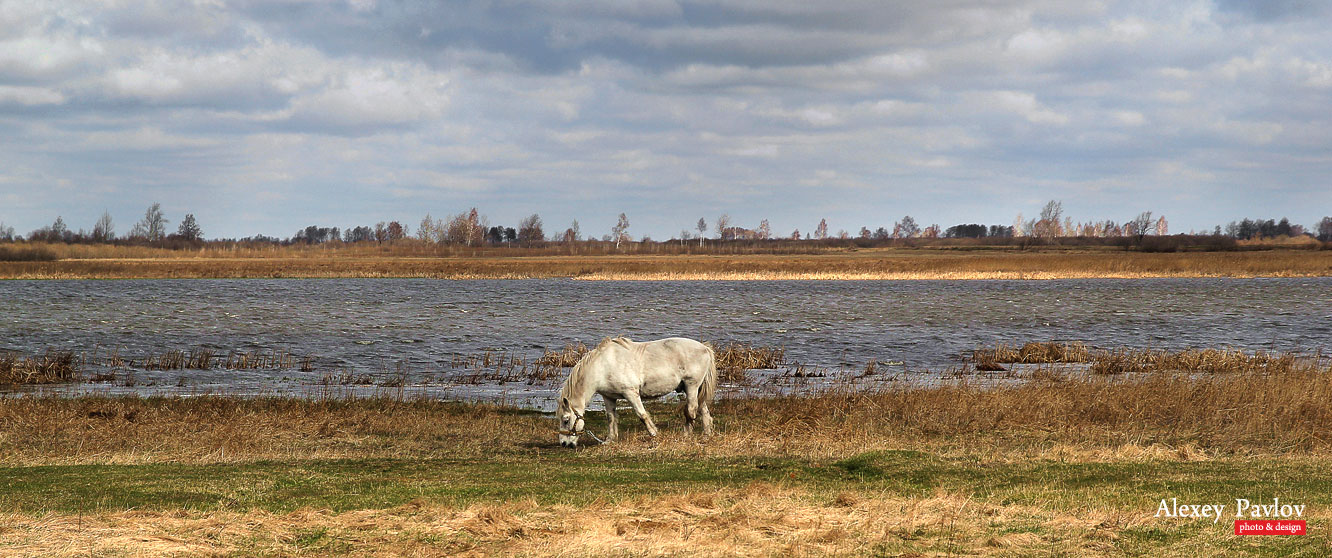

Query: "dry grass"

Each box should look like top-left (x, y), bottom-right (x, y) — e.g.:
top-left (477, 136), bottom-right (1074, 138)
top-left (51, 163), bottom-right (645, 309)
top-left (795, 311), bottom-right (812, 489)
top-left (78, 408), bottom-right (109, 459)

top-left (714, 343), bottom-right (786, 383)
top-left (0, 348), bottom-right (317, 385)
top-left (0, 397), bottom-right (546, 466)
top-left (973, 341), bottom-right (1094, 368)
top-left (0, 350), bottom-right (79, 385)
top-left (5, 358), bottom-right (1332, 556)
top-left (5, 347), bottom-right (1332, 467)
top-left (973, 342), bottom-right (1320, 376)
top-left (533, 342), bottom-right (589, 368)
top-left (0, 483), bottom-right (1176, 557)
top-left (2, 248), bottom-right (1330, 279)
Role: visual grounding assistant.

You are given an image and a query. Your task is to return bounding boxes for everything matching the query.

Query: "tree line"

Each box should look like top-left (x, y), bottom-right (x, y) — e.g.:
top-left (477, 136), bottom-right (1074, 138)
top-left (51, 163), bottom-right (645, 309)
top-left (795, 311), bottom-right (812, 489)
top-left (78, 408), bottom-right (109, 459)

top-left (3, 201), bottom-right (1331, 247)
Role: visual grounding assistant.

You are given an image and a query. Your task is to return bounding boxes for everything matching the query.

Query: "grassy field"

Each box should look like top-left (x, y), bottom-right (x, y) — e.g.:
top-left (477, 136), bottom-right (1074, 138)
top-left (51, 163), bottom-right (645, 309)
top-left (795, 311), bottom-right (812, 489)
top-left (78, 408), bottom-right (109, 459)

top-left (3, 358), bottom-right (1331, 556)
top-left (2, 244), bottom-right (1331, 280)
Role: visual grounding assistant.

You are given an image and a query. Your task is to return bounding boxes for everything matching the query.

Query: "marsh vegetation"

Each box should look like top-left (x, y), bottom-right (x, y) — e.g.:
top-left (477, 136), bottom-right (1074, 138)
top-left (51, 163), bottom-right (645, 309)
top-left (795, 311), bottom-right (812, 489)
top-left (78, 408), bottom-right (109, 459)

top-left (3, 346), bottom-right (1331, 555)
top-left (3, 241), bottom-right (1331, 279)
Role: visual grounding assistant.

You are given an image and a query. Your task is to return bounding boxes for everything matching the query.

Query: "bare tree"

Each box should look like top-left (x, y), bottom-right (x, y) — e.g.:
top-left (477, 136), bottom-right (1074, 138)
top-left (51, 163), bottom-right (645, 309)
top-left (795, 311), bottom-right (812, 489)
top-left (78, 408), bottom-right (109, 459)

top-left (892, 216), bottom-right (919, 238)
top-left (1154, 216), bottom-right (1169, 236)
top-left (93, 211), bottom-right (115, 242)
top-left (715, 214), bottom-right (731, 241)
top-left (756, 219), bottom-right (771, 240)
top-left (1318, 217), bottom-right (1332, 241)
top-left (561, 219), bottom-right (581, 243)
top-left (386, 221), bottom-right (406, 241)
top-left (814, 218), bottom-right (828, 240)
top-left (130, 203), bottom-right (168, 242)
top-left (858, 227), bottom-right (871, 240)
top-left (417, 214), bottom-right (435, 242)
top-left (1129, 211), bottom-right (1153, 242)
top-left (612, 213), bottom-right (630, 249)
top-left (1035, 200), bottom-right (1063, 238)
top-left (518, 214), bottom-right (544, 246)
top-left (790, 228), bottom-right (800, 240)
top-left (1011, 212), bottom-right (1025, 237)
top-left (696, 217), bottom-right (707, 246)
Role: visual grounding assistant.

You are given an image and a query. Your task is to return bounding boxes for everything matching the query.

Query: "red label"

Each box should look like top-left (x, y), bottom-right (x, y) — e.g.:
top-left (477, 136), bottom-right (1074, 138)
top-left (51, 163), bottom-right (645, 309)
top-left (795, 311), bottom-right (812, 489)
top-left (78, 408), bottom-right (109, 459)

top-left (1234, 520), bottom-right (1306, 535)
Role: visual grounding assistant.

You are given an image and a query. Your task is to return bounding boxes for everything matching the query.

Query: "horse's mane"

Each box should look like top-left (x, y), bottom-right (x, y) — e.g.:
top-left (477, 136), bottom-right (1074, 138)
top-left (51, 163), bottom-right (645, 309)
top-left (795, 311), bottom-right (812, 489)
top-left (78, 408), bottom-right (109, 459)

top-left (559, 337), bottom-right (636, 407)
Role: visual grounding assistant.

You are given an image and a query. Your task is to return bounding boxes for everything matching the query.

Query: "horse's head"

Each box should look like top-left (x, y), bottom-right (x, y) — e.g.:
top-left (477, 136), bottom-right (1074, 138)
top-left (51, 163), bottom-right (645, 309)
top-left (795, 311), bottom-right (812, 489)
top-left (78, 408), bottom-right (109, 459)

top-left (557, 396), bottom-right (583, 448)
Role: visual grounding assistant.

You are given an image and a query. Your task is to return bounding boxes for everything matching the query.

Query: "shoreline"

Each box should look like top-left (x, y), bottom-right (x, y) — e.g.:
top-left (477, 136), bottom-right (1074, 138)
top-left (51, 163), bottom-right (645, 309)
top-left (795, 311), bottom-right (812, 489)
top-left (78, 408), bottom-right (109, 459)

top-left (1, 249), bottom-right (1329, 280)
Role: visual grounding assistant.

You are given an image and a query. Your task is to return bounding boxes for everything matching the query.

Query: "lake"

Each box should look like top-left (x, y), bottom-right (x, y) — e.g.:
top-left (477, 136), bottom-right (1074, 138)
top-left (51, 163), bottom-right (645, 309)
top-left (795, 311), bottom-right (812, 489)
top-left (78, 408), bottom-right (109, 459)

top-left (3, 278), bottom-right (1330, 404)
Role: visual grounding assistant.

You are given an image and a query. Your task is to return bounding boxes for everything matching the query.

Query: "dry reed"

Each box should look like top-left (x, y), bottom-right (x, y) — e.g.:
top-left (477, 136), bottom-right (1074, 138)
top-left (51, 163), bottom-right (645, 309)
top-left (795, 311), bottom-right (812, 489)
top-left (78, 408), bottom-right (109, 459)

top-left (4, 349), bottom-right (1332, 466)
top-left (0, 484), bottom-right (1130, 558)
top-left (534, 342), bottom-right (589, 367)
top-left (973, 342), bottom-right (1319, 376)
top-left (713, 343), bottom-right (785, 383)
top-left (4, 248), bottom-right (1331, 280)
top-left (0, 350), bottom-right (79, 384)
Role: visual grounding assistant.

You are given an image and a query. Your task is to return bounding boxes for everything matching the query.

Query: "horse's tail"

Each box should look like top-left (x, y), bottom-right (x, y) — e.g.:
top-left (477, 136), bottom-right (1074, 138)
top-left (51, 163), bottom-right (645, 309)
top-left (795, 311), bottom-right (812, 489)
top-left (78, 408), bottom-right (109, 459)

top-left (699, 342), bottom-right (718, 404)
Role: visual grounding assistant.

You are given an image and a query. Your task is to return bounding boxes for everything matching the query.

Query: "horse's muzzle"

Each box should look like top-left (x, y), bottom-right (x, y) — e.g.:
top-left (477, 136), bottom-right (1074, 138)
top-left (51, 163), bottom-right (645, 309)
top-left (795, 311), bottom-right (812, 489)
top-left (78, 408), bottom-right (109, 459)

top-left (558, 432), bottom-right (578, 448)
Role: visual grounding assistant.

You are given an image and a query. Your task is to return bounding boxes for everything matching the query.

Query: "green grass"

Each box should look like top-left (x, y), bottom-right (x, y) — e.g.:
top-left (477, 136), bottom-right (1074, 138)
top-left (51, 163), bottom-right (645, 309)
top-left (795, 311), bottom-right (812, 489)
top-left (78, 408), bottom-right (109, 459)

top-left (3, 450), bottom-right (1329, 554)
top-left (4, 452), bottom-right (1328, 524)
top-left (6, 392), bottom-right (1332, 555)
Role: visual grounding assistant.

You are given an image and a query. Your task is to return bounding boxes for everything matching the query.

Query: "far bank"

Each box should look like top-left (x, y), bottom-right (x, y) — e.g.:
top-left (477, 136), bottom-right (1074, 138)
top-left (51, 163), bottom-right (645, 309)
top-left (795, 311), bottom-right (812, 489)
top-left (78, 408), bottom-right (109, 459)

top-left (1, 248), bottom-right (1329, 280)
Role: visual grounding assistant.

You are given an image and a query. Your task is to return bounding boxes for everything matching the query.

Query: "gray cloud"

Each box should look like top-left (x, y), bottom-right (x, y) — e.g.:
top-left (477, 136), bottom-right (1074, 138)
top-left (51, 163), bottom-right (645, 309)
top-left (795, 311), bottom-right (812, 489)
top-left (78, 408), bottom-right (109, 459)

top-left (1, 0), bottom-right (1330, 239)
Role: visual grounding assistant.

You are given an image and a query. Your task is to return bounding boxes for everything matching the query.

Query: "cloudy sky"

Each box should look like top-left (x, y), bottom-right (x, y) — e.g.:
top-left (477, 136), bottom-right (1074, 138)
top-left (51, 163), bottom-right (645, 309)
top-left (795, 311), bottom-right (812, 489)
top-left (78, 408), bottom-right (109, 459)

top-left (1, 0), bottom-right (1329, 240)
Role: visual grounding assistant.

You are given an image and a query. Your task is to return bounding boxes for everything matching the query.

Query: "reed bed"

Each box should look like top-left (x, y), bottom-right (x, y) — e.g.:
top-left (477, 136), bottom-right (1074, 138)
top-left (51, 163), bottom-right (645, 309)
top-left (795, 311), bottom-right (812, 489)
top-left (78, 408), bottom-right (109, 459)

top-left (972, 341), bottom-right (1322, 376)
top-left (534, 342), bottom-right (589, 367)
top-left (447, 350), bottom-right (565, 385)
top-left (4, 248), bottom-right (1331, 280)
top-left (973, 341), bottom-right (1093, 369)
top-left (713, 343), bottom-right (786, 379)
top-left (0, 347), bottom-right (318, 385)
top-left (4, 349), bottom-right (1332, 466)
top-left (0, 351), bottom-right (79, 385)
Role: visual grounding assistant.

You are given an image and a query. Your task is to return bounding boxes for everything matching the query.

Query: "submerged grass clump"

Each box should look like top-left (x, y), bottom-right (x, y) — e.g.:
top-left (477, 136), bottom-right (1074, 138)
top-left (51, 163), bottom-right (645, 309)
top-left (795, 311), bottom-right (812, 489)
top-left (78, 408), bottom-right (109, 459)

top-left (0, 350), bottom-right (79, 385)
top-left (713, 343), bottom-right (785, 383)
top-left (534, 343), bottom-right (589, 367)
top-left (971, 341), bottom-right (1319, 376)
top-left (972, 341), bottom-right (1092, 368)
top-left (1088, 347), bottom-right (1311, 375)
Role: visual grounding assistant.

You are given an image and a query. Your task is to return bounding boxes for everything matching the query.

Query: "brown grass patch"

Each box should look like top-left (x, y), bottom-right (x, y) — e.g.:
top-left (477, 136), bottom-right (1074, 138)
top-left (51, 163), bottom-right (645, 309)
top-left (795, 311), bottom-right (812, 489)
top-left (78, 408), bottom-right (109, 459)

top-left (534, 342), bottom-right (589, 368)
top-left (713, 343), bottom-right (786, 383)
top-left (973, 342), bottom-right (1319, 376)
top-left (3, 343), bottom-right (1332, 467)
top-left (0, 485), bottom-right (1144, 557)
top-left (0, 350), bottom-right (79, 385)
top-left (3, 248), bottom-right (1331, 279)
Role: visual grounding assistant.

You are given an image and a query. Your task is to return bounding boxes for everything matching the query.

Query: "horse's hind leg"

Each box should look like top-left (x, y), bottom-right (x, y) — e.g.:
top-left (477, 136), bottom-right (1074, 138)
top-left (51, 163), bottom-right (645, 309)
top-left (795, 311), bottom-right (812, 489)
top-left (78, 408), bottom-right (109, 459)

top-left (682, 387), bottom-right (699, 435)
top-left (700, 402), bottom-right (714, 436)
top-left (623, 391), bottom-right (659, 437)
top-left (605, 397), bottom-right (620, 442)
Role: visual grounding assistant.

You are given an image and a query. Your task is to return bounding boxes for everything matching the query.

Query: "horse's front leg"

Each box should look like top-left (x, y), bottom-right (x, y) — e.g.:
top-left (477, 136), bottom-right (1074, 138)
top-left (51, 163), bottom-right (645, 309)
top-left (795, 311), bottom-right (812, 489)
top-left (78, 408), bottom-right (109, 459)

top-left (622, 391), bottom-right (659, 437)
top-left (605, 397), bottom-right (620, 442)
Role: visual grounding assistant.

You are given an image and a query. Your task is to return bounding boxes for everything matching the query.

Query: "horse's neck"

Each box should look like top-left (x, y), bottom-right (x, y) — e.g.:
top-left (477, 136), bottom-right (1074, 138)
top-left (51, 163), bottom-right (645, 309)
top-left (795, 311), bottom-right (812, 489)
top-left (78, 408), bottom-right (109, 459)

top-left (566, 372), bottom-right (599, 413)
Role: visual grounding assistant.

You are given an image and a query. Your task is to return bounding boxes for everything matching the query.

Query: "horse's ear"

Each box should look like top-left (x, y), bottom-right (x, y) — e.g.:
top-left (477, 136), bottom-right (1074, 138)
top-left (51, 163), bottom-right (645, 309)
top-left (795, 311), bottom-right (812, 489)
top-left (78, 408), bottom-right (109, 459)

top-left (561, 397), bottom-right (570, 411)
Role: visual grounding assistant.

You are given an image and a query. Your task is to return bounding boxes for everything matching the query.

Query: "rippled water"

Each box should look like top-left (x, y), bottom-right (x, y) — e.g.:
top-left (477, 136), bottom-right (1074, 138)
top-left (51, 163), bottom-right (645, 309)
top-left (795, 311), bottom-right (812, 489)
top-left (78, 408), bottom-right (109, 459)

top-left (3, 278), bottom-right (1330, 403)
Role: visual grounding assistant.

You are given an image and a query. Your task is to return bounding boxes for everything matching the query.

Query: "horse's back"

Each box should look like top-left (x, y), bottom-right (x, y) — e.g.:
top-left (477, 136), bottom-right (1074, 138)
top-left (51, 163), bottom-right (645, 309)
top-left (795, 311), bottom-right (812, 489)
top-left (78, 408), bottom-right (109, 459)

top-left (594, 337), bottom-right (713, 399)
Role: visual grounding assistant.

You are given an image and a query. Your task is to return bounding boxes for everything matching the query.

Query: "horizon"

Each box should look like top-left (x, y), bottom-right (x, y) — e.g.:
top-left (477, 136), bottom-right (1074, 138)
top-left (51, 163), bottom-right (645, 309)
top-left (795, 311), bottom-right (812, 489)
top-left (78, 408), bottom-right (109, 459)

top-left (2, 1), bottom-right (1331, 239)
top-left (3, 201), bottom-right (1325, 243)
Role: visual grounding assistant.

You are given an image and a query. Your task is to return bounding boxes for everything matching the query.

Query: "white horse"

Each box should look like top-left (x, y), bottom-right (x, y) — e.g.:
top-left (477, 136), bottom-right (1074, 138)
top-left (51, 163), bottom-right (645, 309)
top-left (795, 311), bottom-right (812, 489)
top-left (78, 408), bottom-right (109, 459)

top-left (557, 337), bottom-right (716, 448)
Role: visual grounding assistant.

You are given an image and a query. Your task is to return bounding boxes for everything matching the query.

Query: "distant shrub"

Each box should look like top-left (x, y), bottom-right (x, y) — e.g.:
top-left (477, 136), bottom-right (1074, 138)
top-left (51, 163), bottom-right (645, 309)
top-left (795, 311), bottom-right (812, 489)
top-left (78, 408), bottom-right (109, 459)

top-left (0, 245), bottom-right (58, 261)
top-left (1136, 235), bottom-right (1239, 252)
